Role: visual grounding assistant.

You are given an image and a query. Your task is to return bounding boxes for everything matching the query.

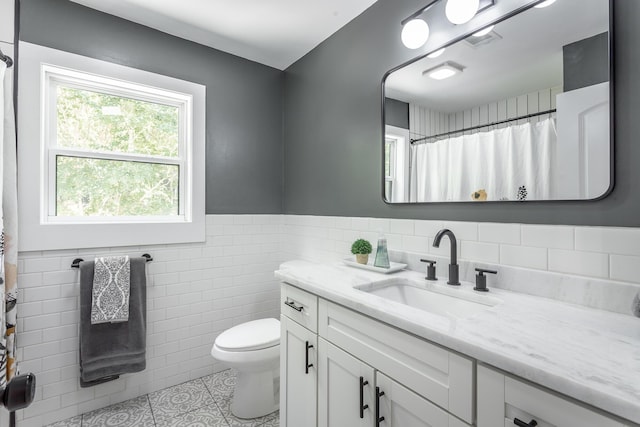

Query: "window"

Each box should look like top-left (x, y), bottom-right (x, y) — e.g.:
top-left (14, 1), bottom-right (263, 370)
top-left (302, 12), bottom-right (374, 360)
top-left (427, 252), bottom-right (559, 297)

top-left (44, 66), bottom-right (190, 222)
top-left (384, 126), bottom-right (411, 203)
top-left (19, 42), bottom-right (206, 251)
top-left (385, 137), bottom-right (396, 201)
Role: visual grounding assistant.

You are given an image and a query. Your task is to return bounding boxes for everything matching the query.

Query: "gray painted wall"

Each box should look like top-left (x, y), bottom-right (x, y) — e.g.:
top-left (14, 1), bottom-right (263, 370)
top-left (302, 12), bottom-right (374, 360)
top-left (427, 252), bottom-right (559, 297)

top-left (564, 32), bottom-right (609, 92)
top-left (283, 0), bottom-right (640, 227)
top-left (19, 0), bottom-right (284, 214)
top-left (384, 98), bottom-right (409, 129)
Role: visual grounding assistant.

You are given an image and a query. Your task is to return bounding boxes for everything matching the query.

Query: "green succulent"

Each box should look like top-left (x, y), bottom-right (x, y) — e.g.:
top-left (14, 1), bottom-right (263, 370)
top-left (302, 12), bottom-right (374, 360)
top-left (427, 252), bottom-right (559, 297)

top-left (351, 238), bottom-right (373, 255)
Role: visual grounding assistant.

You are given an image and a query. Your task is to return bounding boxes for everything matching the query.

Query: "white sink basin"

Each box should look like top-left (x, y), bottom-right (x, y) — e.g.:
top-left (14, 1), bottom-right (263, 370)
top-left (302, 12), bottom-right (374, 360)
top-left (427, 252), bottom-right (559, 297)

top-left (355, 278), bottom-right (501, 318)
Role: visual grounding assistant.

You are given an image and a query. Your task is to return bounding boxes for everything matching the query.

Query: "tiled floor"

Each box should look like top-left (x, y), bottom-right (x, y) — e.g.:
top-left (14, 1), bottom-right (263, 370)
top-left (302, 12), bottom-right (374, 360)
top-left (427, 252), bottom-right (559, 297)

top-left (46, 370), bottom-right (279, 427)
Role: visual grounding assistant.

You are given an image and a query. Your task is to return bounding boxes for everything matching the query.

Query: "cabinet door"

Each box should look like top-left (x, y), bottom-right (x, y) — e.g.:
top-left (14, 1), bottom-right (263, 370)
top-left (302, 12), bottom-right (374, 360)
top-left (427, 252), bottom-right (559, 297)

top-left (318, 338), bottom-right (375, 427)
top-left (319, 299), bottom-right (473, 423)
top-left (280, 315), bottom-right (317, 427)
top-left (376, 372), bottom-right (470, 427)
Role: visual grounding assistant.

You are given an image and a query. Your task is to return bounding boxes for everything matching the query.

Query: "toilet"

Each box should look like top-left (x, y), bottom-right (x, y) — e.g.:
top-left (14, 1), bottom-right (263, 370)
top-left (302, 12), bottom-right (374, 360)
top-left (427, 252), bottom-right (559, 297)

top-left (211, 318), bottom-right (280, 419)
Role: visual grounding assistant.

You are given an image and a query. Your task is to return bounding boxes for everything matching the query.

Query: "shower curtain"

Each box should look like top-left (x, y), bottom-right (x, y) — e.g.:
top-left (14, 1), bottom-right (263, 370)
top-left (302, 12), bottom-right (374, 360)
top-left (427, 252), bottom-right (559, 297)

top-left (410, 118), bottom-right (556, 202)
top-left (0, 61), bottom-right (18, 387)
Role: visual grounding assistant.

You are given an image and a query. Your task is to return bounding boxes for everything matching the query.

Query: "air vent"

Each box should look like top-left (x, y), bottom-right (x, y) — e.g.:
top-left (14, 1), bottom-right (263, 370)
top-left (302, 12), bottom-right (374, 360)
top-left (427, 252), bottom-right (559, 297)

top-left (464, 31), bottom-right (503, 48)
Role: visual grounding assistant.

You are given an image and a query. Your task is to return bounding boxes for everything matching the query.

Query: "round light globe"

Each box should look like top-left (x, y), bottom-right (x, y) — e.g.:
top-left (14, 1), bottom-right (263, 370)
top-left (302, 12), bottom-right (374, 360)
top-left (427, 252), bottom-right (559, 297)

top-left (401, 19), bottom-right (430, 49)
top-left (445, 0), bottom-right (480, 25)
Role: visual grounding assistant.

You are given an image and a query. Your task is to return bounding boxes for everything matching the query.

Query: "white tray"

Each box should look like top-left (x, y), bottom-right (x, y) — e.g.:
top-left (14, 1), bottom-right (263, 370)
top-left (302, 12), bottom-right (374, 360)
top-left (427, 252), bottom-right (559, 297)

top-left (342, 257), bottom-right (407, 274)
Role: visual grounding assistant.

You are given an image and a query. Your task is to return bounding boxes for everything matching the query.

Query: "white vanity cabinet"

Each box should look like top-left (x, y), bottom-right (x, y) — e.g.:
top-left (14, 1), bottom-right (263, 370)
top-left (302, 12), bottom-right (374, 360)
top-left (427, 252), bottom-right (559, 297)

top-left (281, 283), bottom-right (473, 427)
top-left (477, 365), bottom-right (629, 427)
top-left (280, 284), bottom-right (319, 427)
top-left (280, 282), bottom-right (635, 427)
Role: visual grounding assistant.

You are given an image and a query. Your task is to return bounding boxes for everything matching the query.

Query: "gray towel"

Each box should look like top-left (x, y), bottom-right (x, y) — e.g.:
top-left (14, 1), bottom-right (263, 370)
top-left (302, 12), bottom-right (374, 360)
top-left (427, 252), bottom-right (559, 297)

top-left (80, 257), bottom-right (147, 387)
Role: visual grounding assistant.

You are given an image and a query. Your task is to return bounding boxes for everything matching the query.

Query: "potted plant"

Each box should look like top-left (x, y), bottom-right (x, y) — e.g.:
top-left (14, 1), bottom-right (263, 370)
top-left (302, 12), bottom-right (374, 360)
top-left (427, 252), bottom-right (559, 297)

top-left (351, 239), bottom-right (373, 265)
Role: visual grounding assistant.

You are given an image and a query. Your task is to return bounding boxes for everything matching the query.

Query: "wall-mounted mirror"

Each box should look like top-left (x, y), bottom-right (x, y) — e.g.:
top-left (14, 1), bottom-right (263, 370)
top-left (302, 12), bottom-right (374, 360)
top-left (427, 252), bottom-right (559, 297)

top-left (383, 0), bottom-right (611, 203)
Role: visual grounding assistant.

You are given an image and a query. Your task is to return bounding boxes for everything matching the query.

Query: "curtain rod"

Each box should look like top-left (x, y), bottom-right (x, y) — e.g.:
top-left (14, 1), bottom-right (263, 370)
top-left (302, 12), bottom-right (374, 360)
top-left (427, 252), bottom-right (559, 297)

top-left (0, 48), bottom-right (13, 68)
top-left (410, 108), bottom-right (557, 145)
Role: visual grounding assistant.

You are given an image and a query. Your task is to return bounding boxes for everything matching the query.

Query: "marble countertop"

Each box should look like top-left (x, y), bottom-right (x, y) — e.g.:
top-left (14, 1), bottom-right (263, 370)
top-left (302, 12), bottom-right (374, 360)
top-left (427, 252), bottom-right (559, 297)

top-left (275, 260), bottom-right (640, 425)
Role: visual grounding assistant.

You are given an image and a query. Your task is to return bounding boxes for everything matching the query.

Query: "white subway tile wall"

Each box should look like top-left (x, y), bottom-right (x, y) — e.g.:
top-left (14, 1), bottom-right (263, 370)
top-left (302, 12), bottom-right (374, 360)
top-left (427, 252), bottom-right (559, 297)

top-left (281, 215), bottom-right (640, 286)
top-left (575, 227), bottom-right (640, 256)
top-left (548, 249), bottom-right (610, 279)
top-left (500, 244), bottom-right (548, 270)
top-left (460, 241), bottom-right (500, 264)
top-left (16, 215), bottom-right (283, 427)
top-left (16, 214), bottom-right (640, 426)
top-left (478, 223), bottom-right (521, 245)
top-left (610, 254), bottom-right (640, 283)
top-left (521, 225), bottom-right (575, 249)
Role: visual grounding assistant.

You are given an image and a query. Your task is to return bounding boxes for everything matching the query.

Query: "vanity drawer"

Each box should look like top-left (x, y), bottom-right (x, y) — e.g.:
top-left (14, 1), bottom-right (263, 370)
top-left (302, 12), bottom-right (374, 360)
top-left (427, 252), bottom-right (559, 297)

top-left (477, 364), bottom-right (630, 427)
top-left (318, 299), bottom-right (474, 424)
top-left (281, 283), bottom-right (318, 332)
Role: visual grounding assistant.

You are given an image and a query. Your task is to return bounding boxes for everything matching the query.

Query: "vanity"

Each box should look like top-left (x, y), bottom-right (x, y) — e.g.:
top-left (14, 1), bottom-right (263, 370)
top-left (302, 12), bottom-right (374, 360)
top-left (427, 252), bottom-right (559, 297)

top-left (276, 261), bottom-right (640, 427)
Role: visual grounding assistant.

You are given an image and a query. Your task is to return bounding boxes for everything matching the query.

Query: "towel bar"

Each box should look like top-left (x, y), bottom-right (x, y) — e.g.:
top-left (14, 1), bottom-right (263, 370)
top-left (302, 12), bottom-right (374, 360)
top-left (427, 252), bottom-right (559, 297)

top-left (71, 253), bottom-right (153, 268)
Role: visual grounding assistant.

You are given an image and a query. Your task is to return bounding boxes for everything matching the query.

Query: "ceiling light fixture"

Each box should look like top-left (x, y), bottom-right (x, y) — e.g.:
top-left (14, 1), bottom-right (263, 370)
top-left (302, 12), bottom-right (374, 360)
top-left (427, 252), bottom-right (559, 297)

top-left (423, 61), bottom-right (465, 80)
top-left (401, 18), bottom-right (430, 49)
top-left (472, 25), bottom-right (495, 37)
top-left (427, 48), bottom-right (446, 58)
top-left (400, 0), bottom-right (495, 50)
top-left (445, 0), bottom-right (480, 25)
top-left (534, 0), bottom-right (557, 8)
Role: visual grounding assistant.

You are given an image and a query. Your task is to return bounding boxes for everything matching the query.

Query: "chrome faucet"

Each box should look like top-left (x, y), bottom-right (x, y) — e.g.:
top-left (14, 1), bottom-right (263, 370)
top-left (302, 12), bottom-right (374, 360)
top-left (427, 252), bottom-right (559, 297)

top-left (432, 229), bottom-right (460, 286)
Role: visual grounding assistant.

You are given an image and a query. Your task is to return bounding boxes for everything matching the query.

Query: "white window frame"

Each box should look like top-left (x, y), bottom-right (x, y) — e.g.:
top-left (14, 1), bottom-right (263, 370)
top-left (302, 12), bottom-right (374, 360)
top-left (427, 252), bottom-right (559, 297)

top-left (43, 65), bottom-right (191, 223)
top-left (385, 136), bottom-right (397, 201)
top-left (385, 125), bottom-right (411, 203)
top-left (18, 42), bottom-right (206, 251)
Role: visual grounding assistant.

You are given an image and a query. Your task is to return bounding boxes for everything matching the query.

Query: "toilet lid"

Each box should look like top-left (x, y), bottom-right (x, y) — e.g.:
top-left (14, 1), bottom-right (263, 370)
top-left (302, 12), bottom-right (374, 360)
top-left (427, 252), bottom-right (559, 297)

top-left (215, 318), bottom-right (280, 351)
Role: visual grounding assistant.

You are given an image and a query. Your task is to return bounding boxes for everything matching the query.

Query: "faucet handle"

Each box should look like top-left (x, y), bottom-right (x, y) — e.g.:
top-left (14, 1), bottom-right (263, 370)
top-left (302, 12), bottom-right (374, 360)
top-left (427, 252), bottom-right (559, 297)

top-left (474, 268), bottom-right (497, 292)
top-left (420, 259), bottom-right (437, 281)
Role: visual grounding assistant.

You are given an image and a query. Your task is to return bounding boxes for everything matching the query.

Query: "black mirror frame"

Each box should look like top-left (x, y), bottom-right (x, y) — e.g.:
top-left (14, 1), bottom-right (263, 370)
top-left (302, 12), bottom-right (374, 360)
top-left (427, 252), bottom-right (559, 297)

top-left (380, 0), bottom-right (615, 205)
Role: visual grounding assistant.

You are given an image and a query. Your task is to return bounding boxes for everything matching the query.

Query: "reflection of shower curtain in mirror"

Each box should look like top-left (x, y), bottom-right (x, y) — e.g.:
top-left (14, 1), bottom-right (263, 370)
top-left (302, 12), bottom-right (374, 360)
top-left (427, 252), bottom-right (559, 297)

top-left (410, 119), bottom-right (556, 202)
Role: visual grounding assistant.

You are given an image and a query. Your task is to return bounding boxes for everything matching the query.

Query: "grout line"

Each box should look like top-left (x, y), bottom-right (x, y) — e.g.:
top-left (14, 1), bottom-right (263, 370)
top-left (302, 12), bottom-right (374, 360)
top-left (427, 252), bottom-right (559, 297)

top-left (214, 399), bottom-right (232, 427)
top-left (147, 394), bottom-right (157, 427)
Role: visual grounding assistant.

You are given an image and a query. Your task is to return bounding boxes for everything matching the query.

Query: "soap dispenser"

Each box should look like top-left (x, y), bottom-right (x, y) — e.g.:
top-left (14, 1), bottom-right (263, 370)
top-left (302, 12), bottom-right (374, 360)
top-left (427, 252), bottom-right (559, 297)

top-left (374, 233), bottom-right (390, 269)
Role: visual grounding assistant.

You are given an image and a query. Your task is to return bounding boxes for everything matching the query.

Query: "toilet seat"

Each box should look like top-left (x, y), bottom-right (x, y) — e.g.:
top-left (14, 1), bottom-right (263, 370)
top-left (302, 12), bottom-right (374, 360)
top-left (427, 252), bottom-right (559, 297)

top-left (214, 318), bottom-right (280, 352)
top-left (211, 343), bottom-right (280, 371)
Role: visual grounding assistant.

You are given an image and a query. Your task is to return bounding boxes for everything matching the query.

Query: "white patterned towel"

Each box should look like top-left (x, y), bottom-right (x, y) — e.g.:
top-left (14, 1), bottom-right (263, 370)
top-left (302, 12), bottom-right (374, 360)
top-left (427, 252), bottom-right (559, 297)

top-left (91, 256), bottom-right (131, 324)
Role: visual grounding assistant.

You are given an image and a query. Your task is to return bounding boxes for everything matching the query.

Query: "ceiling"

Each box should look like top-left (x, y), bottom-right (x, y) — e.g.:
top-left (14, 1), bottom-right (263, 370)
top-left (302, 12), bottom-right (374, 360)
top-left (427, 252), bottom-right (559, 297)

top-left (385, 0), bottom-right (609, 113)
top-left (70, 0), bottom-right (379, 70)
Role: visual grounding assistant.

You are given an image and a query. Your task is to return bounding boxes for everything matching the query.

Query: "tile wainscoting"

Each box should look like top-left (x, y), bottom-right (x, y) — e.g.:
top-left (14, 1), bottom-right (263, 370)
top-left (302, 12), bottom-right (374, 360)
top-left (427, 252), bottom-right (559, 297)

top-left (282, 215), bottom-right (640, 285)
top-left (16, 215), bottom-right (283, 427)
top-left (15, 214), bottom-right (640, 426)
